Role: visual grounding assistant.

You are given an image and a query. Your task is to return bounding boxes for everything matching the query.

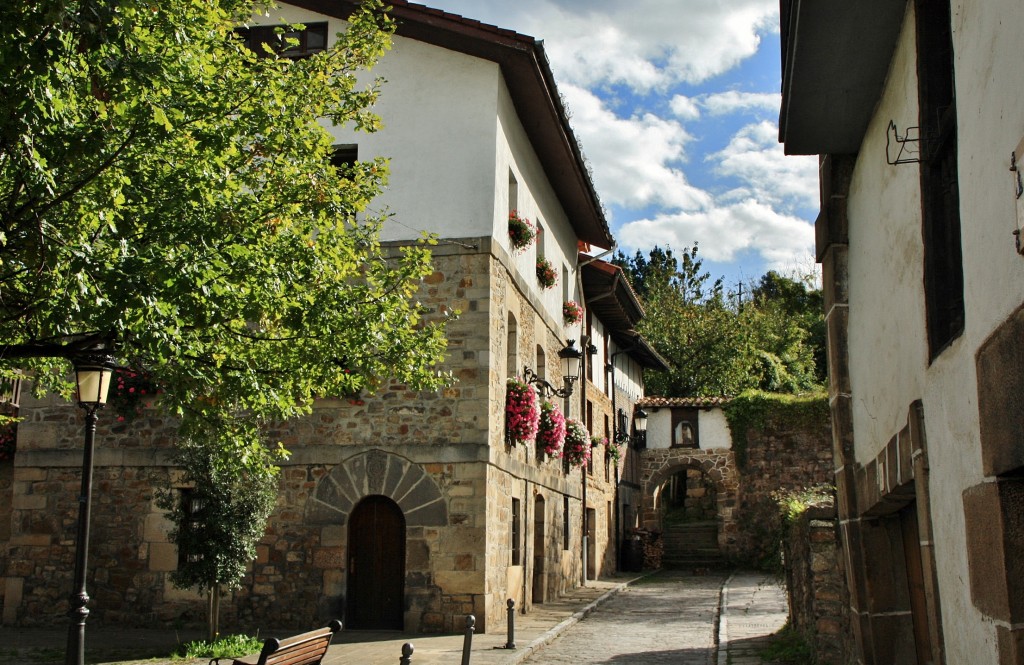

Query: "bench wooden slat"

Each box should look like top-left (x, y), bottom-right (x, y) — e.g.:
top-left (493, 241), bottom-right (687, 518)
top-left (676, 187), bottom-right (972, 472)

top-left (226, 620), bottom-right (342, 665)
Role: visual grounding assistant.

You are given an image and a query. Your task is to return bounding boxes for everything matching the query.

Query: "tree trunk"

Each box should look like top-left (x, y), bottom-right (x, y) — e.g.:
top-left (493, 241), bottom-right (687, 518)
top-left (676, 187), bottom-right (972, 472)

top-left (207, 584), bottom-right (221, 641)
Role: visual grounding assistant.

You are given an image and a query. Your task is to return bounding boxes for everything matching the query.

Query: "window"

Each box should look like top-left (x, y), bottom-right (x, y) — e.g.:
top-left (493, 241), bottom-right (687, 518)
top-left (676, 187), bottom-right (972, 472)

top-left (604, 414), bottom-right (610, 481)
top-left (511, 498), bottom-right (521, 565)
top-left (508, 170), bottom-right (518, 216)
top-left (671, 408), bottom-right (699, 448)
top-left (916, 0), bottom-right (963, 359)
top-left (586, 400), bottom-right (594, 475)
top-left (507, 312), bottom-right (518, 379)
top-left (237, 22), bottom-right (329, 60)
top-left (331, 144), bottom-right (358, 170)
top-left (563, 496), bottom-right (570, 550)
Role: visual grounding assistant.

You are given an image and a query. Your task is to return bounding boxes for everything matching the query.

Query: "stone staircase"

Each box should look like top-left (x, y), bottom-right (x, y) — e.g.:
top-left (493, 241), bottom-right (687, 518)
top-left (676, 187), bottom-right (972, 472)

top-left (661, 520), bottom-right (727, 570)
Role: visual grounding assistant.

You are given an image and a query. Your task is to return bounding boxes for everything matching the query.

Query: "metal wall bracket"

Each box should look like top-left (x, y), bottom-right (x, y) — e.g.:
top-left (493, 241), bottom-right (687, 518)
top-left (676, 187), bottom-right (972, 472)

top-left (886, 120), bottom-right (921, 165)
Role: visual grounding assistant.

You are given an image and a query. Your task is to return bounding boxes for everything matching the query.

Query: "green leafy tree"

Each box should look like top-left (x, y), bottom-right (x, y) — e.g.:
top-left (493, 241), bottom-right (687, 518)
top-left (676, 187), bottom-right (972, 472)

top-left (750, 271), bottom-right (826, 385)
top-left (1, 0), bottom-right (452, 631)
top-left (0, 0), bottom-right (450, 418)
top-left (614, 246), bottom-right (823, 397)
top-left (156, 422), bottom-right (280, 639)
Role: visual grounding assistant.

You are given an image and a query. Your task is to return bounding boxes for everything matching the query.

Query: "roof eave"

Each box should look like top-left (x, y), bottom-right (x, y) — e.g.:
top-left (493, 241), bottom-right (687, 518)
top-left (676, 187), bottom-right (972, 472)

top-left (779, 0), bottom-right (907, 155)
top-left (285, 0), bottom-right (614, 248)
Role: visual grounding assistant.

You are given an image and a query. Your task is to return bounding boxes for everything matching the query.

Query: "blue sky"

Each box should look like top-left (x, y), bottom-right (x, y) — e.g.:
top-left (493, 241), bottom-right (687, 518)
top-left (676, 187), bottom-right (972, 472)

top-left (418, 0), bottom-right (819, 290)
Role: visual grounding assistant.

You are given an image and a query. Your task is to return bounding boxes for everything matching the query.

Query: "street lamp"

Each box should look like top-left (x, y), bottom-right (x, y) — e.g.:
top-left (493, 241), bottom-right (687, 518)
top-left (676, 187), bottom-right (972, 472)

top-left (523, 340), bottom-right (583, 398)
top-left (633, 408), bottom-right (648, 448)
top-left (66, 351), bottom-right (115, 665)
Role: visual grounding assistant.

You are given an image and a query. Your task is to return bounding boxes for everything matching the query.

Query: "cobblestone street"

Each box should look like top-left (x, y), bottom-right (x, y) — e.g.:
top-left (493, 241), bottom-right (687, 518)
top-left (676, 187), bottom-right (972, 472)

top-left (521, 571), bottom-right (724, 665)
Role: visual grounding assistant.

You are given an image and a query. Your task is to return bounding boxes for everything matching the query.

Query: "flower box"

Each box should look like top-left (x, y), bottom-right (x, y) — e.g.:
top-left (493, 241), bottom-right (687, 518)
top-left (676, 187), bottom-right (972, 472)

top-left (537, 400), bottom-right (566, 458)
top-left (536, 257), bottom-right (557, 289)
top-left (505, 377), bottom-right (539, 445)
top-left (562, 418), bottom-right (591, 468)
top-left (508, 210), bottom-right (536, 253)
top-left (562, 300), bottom-right (583, 325)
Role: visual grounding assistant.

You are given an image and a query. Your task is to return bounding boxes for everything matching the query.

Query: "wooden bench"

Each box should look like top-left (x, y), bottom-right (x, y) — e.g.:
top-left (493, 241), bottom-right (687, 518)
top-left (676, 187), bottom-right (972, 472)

top-left (211, 620), bottom-right (342, 665)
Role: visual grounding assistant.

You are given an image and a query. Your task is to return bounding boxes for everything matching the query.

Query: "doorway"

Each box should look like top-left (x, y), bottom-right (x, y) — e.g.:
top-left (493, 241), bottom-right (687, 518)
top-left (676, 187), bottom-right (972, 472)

top-left (347, 496), bottom-right (405, 629)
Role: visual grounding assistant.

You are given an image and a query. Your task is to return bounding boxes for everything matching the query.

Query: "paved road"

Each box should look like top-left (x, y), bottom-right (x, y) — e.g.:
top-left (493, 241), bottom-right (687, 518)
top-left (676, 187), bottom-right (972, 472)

top-left (521, 571), bottom-right (724, 665)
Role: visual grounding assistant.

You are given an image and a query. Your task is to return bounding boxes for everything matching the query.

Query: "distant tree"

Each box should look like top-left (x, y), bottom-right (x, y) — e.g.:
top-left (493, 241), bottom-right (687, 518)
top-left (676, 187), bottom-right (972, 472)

top-left (156, 423), bottom-right (279, 640)
top-left (615, 247), bottom-right (824, 397)
top-left (751, 271), bottom-right (827, 384)
top-left (613, 243), bottom-right (722, 303)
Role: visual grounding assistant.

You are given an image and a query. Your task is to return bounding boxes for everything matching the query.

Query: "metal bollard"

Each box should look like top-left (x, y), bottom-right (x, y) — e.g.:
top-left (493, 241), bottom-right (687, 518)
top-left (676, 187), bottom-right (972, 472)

top-left (461, 614), bottom-right (475, 665)
top-left (505, 598), bottom-right (516, 649)
top-left (399, 642), bottom-right (414, 664)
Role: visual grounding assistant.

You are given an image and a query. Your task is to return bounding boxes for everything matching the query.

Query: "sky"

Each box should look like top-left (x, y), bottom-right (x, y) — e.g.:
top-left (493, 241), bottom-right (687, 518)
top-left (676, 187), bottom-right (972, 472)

top-left (417, 0), bottom-right (819, 290)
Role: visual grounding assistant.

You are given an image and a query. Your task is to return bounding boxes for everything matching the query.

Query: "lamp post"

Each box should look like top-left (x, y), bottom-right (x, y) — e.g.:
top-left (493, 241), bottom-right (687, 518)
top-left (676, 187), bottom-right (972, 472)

top-left (66, 352), bottom-right (115, 665)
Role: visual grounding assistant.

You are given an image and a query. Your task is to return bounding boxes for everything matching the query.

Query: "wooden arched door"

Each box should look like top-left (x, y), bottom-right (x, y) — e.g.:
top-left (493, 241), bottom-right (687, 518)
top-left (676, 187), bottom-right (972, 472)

top-left (347, 496), bottom-right (405, 629)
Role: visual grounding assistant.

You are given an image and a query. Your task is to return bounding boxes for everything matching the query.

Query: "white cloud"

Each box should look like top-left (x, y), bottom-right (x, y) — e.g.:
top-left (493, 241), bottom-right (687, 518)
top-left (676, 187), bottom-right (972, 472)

top-left (669, 95), bottom-right (701, 121)
top-left (709, 121), bottom-right (818, 212)
top-left (424, 0), bottom-right (779, 92)
top-left (562, 85), bottom-right (711, 212)
top-left (702, 91), bottom-right (781, 116)
top-left (616, 200), bottom-right (814, 271)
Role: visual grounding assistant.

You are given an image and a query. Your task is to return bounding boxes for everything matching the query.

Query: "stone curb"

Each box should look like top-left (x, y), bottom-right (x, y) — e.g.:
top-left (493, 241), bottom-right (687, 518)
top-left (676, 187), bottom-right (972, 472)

top-left (716, 570), bottom-right (737, 665)
top-left (499, 573), bottom-right (655, 664)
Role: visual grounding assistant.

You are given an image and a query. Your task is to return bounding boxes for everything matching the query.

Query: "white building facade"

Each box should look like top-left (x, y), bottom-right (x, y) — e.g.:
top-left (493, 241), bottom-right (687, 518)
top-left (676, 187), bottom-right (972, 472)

top-left (781, 1), bottom-right (1024, 662)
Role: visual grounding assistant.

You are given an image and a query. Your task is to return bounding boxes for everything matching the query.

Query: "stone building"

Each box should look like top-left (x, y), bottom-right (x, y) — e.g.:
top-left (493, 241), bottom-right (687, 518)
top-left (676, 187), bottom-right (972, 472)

top-left (0, 1), bottom-right (665, 635)
top-left (781, 0), bottom-right (1024, 662)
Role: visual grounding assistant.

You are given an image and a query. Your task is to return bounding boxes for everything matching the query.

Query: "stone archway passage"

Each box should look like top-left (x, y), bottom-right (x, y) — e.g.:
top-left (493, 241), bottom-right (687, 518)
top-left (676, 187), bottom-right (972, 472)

top-left (640, 450), bottom-right (739, 557)
top-left (305, 449), bottom-right (447, 527)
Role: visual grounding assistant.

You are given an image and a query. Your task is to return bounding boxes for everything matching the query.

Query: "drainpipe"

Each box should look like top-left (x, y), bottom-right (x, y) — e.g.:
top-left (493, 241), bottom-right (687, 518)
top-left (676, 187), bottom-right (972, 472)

top-left (607, 346), bottom-right (636, 572)
top-left (580, 333), bottom-right (589, 587)
top-left (574, 245), bottom-right (615, 587)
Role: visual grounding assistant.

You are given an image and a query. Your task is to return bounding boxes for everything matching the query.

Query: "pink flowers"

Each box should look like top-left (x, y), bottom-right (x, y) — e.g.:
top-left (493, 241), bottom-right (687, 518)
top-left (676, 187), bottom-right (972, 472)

top-left (0, 421), bottom-right (15, 461)
top-left (562, 418), bottom-right (591, 468)
top-left (562, 300), bottom-right (583, 325)
top-left (536, 257), bottom-right (557, 289)
top-left (537, 401), bottom-right (566, 457)
top-left (505, 377), bottom-right (539, 445)
top-left (109, 367), bottom-right (159, 423)
top-left (508, 210), bottom-right (536, 253)
top-left (604, 436), bottom-right (621, 463)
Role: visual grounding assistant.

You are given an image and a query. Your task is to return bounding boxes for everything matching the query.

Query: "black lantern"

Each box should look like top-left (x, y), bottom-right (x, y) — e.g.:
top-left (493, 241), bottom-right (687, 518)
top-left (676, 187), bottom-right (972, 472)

top-left (524, 340), bottom-right (584, 398)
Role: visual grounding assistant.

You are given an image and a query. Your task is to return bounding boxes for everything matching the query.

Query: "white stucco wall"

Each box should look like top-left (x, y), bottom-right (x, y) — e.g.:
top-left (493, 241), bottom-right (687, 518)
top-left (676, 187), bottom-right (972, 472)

top-left (644, 407), bottom-right (731, 451)
top-left (256, 5), bottom-right (583, 330)
top-left (843, 1), bottom-right (1024, 660)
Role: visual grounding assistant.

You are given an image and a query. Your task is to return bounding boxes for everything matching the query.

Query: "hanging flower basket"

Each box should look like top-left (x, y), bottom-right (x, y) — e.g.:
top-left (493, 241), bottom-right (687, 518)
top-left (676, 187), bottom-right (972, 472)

top-left (562, 300), bottom-right (583, 325)
top-left (562, 418), bottom-right (591, 468)
top-left (508, 210), bottom-right (536, 253)
top-left (109, 367), bottom-right (160, 423)
top-left (537, 400), bottom-right (566, 458)
top-left (505, 377), bottom-right (539, 445)
top-left (605, 436), bottom-right (622, 463)
top-left (0, 421), bottom-right (16, 461)
top-left (536, 257), bottom-right (557, 289)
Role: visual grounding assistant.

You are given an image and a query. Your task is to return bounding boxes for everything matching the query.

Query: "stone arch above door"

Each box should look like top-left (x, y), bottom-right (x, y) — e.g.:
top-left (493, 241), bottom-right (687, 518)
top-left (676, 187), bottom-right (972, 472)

top-left (305, 449), bottom-right (447, 527)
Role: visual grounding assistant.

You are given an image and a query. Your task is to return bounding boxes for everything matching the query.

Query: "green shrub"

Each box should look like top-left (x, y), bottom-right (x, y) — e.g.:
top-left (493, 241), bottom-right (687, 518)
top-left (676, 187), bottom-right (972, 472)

top-left (759, 621), bottom-right (814, 664)
top-left (177, 634), bottom-right (265, 660)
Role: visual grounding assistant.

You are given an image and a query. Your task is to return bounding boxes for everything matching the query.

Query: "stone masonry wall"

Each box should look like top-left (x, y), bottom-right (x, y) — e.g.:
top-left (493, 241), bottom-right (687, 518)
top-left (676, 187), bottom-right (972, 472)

top-left (783, 504), bottom-right (852, 665)
top-left (0, 239), bottom-right (609, 636)
top-left (732, 413), bottom-right (834, 566)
